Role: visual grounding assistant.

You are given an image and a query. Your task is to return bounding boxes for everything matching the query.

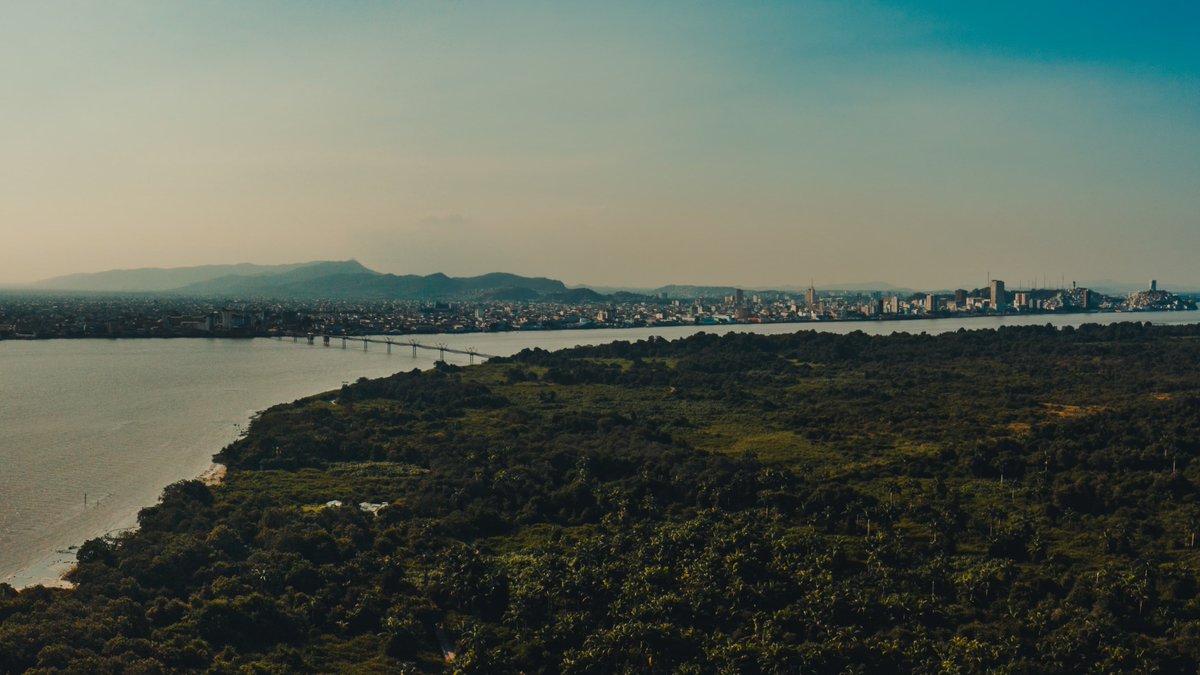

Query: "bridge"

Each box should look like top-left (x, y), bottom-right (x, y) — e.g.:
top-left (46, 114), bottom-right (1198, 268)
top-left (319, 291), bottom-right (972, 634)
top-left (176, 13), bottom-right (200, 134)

top-left (280, 333), bottom-right (496, 364)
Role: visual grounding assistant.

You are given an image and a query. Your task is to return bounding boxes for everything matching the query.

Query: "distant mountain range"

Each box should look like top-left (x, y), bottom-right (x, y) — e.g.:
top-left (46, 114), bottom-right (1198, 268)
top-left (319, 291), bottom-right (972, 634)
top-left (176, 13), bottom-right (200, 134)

top-left (1078, 280), bottom-right (1200, 295)
top-left (27, 262), bottom-right (910, 301)
top-left (26, 262), bottom-right (1199, 301)
top-left (587, 281), bottom-right (916, 299)
top-left (30, 261), bottom-right (343, 293)
top-left (30, 261), bottom-right (577, 301)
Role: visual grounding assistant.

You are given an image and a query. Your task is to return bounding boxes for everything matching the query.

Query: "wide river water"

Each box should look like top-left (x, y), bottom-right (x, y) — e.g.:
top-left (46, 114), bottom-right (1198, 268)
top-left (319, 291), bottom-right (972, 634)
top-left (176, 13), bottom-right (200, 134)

top-left (2, 310), bottom-right (1197, 586)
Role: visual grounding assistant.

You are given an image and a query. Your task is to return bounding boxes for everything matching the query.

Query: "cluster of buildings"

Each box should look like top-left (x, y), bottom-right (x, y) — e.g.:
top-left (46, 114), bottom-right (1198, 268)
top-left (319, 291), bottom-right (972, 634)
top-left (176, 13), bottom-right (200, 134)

top-left (0, 280), bottom-right (1192, 340)
top-left (0, 296), bottom-right (274, 339)
top-left (873, 279), bottom-right (1193, 317)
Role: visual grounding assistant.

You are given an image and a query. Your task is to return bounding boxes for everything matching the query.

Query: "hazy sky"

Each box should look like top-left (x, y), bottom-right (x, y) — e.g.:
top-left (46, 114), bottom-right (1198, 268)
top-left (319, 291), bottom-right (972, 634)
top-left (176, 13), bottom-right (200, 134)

top-left (2, 1), bottom-right (1198, 289)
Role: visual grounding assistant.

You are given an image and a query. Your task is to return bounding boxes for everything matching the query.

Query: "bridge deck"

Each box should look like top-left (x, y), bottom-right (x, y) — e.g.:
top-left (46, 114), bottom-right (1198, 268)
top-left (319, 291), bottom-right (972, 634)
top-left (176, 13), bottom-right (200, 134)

top-left (284, 334), bottom-right (498, 360)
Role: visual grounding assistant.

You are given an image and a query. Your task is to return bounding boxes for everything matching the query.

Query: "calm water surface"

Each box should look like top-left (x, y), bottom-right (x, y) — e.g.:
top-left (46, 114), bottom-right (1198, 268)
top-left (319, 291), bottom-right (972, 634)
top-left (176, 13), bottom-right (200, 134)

top-left (2, 310), bottom-right (1196, 586)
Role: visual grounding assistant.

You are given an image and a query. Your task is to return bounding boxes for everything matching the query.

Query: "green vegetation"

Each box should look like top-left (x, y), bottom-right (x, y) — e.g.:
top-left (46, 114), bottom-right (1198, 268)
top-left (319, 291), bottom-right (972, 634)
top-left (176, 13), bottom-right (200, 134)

top-left (4, 322), bottom-right (1200, 672)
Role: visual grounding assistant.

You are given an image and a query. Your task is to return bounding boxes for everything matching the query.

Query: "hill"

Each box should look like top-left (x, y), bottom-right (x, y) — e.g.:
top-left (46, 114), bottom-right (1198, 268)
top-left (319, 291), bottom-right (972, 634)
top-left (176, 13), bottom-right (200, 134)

top-left (649, 282), bottom-right (915, 299)
top-left (178, 270), bottom-right (568, 300)
top-left (651, 284), bottom-right (741, 299)
top-left (30, 261), bottom-right (361, 293)
top-left (1080, 279), bottom-right (1200, 295)
top-left (30, 261), bottom-right (571, 300)
top-left (3, 322), bottom-right (1200, 671)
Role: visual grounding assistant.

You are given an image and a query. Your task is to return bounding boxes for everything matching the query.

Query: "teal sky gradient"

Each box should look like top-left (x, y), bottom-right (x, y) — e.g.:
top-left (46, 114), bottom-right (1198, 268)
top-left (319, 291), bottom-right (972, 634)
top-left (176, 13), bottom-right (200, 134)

top-left (2, 1), bottom-right (1197, 289)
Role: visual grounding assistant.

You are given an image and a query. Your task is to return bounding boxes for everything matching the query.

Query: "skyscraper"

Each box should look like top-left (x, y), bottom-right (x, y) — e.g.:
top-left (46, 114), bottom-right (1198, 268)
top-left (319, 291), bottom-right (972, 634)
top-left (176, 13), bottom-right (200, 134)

top-left (990, 279), bottom-right (1006, 311)
top-left (805, 283), bottom-right (816, 308)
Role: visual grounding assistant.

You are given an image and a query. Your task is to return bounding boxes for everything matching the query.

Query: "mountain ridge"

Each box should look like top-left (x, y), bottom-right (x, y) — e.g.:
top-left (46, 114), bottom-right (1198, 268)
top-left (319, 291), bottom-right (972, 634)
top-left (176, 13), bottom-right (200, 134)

top-left (32, 260), bottom-right (370, 293)
top-left (27, 261), bottom-right (569, 300)
top-left (176, 269), bottom-right (570, 300)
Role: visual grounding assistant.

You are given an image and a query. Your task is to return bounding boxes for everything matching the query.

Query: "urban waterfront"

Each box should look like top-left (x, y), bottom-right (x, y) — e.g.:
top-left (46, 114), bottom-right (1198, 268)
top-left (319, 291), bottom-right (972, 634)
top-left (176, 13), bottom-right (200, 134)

top-left (1, 280), bottom-right (1192, 340)
top-left (2, 309), bottom-right (1197, 588)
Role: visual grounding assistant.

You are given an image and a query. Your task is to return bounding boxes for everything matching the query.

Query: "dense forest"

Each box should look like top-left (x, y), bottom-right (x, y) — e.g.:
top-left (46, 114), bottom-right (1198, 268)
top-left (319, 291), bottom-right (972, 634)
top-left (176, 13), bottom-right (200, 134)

top-left (3, 322), bottom-right (1200, 673)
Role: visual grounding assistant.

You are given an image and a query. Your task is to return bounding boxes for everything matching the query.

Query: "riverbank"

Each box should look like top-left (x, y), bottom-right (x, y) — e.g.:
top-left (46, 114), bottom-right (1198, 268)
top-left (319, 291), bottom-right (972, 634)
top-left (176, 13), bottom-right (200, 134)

top-left (198, 462), bottom-right (227, 487)
top-left (2, 463), bottom-right (229, 590)
top-left (0, 337), bottom-right (417, 590)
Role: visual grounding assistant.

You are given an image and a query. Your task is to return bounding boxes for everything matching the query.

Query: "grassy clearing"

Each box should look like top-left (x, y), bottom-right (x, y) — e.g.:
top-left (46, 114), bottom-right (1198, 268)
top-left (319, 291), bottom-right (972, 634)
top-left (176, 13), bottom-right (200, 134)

top-left (221, 463), bottom-right (426, 506)
top-left (580, 357), bottom-right (635, 371)
top-left (1041, 402), bottom-right (1108, 418)
top-left (725, 430), bottom-right (836, 465)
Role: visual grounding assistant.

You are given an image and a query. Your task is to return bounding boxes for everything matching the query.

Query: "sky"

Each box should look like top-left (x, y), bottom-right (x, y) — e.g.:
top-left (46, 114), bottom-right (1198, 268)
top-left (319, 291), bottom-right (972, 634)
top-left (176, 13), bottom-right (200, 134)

top-left (2, 1), bottom-right (1198, 289)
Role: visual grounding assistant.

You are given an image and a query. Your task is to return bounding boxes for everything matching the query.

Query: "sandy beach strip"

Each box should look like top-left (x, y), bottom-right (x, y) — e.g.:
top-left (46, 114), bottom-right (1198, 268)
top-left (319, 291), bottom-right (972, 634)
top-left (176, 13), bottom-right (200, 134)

top-left (199, 462), bottom-right (227, 486)
top-left (4, 462), bottom-right (230, 590)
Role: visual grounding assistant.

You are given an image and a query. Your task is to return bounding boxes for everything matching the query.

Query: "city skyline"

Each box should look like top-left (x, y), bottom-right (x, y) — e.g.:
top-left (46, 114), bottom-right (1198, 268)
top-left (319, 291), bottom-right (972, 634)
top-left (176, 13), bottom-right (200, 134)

top-left (3, 1), bottom-right (1198, 288)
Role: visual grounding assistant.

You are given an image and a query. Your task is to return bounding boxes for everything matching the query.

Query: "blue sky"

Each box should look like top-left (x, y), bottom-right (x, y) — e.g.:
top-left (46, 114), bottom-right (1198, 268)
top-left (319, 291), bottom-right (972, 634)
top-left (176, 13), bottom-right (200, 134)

top-left (884, 1), bottom-right (1199, 72)
top-left (1, 1), bottom-right (1197, 288)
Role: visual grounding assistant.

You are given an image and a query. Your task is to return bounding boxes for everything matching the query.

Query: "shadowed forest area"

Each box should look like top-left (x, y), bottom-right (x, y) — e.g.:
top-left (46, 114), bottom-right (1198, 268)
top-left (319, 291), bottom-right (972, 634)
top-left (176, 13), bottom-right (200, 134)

top-left (3, 322), bottom-right (1200, 673)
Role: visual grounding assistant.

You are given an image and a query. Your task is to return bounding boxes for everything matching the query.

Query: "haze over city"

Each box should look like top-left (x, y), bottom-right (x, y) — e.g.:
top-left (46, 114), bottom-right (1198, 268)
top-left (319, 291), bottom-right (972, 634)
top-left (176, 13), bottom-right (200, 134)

top-left (3, 1), bottom-right (1198, 289)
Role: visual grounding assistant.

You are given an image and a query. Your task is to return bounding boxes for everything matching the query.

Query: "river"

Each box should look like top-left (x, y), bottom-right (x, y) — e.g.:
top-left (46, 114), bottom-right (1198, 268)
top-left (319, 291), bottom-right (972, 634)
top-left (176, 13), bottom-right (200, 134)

top-left (2, 310), bottom-right (1196, 586)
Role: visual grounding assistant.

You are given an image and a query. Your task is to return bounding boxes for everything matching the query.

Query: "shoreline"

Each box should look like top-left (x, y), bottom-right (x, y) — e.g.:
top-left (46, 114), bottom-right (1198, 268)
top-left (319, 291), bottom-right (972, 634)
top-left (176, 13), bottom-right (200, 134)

top-left (3, 462), bottom-right (229, 591)
top-left (0, 332), bottom-right (415, 597)
top-left (198, 462), bottom-right (228, 487)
